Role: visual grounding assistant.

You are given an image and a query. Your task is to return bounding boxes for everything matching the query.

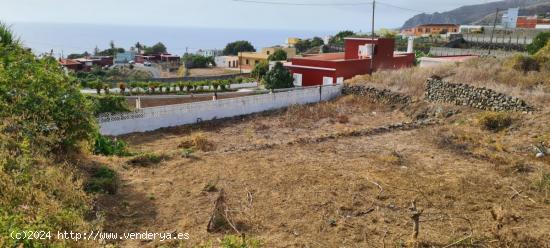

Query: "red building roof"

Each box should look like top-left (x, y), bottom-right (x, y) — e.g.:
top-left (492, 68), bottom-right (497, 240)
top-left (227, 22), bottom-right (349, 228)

top-left (59, 59), bottom-right (81, 66)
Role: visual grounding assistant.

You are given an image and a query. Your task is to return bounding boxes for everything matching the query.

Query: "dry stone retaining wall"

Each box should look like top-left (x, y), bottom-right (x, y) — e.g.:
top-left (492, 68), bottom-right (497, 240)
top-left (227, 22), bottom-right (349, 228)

top-left (425, 79), bottom-right (534, 112)
top-left (342, 85), bottom-right (411, 105)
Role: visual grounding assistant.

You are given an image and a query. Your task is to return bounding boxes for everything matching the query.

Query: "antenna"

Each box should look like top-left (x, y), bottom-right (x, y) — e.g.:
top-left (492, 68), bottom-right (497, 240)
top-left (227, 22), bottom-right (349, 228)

top-left (369, 0), bottom-right (376, 75)
top-left (488, 8), bottom-right (500, 56)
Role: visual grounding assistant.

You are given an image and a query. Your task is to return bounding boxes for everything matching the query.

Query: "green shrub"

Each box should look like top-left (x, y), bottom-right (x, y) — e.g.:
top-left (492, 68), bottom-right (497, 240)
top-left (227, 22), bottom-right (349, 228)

top-left (182, 147), bottom-right (194, 158)
top-left (534, 40), bottom-right (550, 71)
top-left (85, 166), bottom-right (119, 194)
top-left (251, 61), bottom-right (269, 80)
top-left (478, 112), bottom-right (513, 132)
top-left (262, 62), bottom-right (294, 89)
top-left (0, 22), bottom-right (96, 247)
top-left (527, 31), bottom-right (550, 55)
top-left (182, 54), bottom-right (215, 68)
top-left (87, 95), bottom-right (130, 115)
top-left (93, 134), bottom-right (131, 156)
top-left (532, 170), bottom-right (550, 203)
top-left (203, 181), bottom-right (217, 192)
top-left (503, 54), bottom-right (539, 72)
top-left (128, 153), bottom-right (169, 166)
top-left (221, 235), bottom-right (261, 248)
top-left (267, 49), bottom-right (287, 61)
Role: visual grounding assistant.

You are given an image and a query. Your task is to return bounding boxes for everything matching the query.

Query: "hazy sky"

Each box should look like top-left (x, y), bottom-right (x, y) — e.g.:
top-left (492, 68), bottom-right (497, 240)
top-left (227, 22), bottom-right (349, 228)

top-left (0, 0), bottom-right (488, 30)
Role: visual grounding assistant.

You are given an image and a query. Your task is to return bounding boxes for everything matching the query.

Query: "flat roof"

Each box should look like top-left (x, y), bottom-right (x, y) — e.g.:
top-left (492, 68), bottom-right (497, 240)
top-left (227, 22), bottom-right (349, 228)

top-left (344, 37), bottom-right (378, 41)
top-left (284, 64), bottom-right (336, 71)
top-left (59, 59), bottom-right (81, 65)
top-left (293, 52), bottom-right (345, 61)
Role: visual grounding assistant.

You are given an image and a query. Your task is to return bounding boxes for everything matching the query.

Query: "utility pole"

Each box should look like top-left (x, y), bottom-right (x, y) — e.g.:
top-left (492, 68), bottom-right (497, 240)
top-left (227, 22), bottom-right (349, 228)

top-left (369, 0), bottom-right (376, 75)
top-left (488, 8), bottom-right (500, 56)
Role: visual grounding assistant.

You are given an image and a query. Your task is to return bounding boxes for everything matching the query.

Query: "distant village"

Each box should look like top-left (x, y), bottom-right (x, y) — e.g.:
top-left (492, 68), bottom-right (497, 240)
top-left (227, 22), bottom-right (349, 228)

top-left (58, 7), bottom-right (550, 88)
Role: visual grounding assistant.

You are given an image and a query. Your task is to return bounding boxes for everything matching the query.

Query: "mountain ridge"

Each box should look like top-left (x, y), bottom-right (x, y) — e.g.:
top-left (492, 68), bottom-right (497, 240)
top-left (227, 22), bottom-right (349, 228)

top-left (401, 0), bottom-right (550, 29)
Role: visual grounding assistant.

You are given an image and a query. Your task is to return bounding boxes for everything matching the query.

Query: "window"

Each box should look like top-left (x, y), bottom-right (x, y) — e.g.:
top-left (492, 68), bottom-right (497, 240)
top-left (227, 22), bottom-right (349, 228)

top-left (267, 51), bottom-right (270, 55)
top-left (322, 77), bottom-right (333, 86)
top-left (246, 59), bottom-right (249, 65)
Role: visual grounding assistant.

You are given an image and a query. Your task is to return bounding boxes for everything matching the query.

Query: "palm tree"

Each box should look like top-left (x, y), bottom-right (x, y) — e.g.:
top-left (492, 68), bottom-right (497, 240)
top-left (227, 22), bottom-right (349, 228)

top-left (109, 40), bottom-right (116, 56)
top-left (135, 42), bottom-right (143, 54)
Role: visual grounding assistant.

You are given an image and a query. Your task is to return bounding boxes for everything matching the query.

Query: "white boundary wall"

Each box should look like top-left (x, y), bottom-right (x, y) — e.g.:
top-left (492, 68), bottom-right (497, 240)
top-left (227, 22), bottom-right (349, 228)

top-left (99, 84), bottom-right (343, 136)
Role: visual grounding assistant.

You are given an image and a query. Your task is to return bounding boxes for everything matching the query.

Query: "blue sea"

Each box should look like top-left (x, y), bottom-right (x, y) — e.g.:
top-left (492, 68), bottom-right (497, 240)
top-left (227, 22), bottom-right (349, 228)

top-left (11, 22), bottom-right (334, 57)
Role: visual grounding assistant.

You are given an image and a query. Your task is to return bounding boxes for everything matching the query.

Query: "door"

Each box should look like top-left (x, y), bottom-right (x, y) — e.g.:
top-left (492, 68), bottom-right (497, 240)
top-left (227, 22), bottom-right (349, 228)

top-left (293, 73), bottom-right (302, 87)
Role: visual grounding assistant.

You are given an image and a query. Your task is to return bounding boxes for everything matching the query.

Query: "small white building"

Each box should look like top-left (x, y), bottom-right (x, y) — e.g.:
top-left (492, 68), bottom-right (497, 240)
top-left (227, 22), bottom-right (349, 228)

top-left (196, 49), bottom-right (223, 57)
top-left (215, 56), bottom-right (239, 68)
top-left (536, 24), bottom-right (550, 29)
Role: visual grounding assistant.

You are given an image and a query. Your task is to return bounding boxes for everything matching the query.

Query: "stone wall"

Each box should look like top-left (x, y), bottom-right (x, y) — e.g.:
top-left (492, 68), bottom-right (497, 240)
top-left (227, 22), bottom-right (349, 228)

top-left (425, 78), bottom-right (534, 112)
top-left (342, 85), bottom-right (411, 105)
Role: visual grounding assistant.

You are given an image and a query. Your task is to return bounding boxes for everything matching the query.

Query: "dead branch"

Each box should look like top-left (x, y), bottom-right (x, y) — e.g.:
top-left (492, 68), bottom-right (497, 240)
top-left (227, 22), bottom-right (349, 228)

top-left (382, 229), bottom-right (388, 248)
top-left (442, 216), bottom-right (473, 248)
top-left (246, 188), bottom-right (253, 208)
top-left (366, 177), bottom-right (383, 198)
top-left (207, 189), bottom-right (241, 235)
top-left (409, 200), bottom-right (424, 243)
top-left (509, 186), bottom-right (536, 204)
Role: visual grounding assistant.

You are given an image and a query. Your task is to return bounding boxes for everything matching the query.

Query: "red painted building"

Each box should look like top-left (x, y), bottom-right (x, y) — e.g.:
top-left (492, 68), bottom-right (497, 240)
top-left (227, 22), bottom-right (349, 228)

top-left (517, 16), bottom-right (538, 28)
top-left (285, 38), bottom-right (414, 86)
top-left (59, 56), bottom-right (113, 72)
top-left (59, 59), bottom-right (85, 71)
top-left (517, 16), bottom-right (550, 28)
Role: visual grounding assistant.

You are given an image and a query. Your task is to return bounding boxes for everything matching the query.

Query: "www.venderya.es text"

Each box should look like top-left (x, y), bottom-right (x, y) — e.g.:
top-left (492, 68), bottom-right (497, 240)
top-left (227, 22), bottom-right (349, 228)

top-left (11, 230), bottom-right (190, 242)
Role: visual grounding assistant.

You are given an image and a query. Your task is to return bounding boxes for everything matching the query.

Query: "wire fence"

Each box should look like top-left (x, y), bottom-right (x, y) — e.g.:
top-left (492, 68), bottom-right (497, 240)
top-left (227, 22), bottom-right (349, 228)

top-left (429, 47), bottom-right (527, 58)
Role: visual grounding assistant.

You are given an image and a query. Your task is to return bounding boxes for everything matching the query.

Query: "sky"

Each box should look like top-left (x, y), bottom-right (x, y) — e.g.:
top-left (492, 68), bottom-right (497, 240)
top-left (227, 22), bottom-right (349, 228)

top-left (0, 0), bottom-right (489, 30)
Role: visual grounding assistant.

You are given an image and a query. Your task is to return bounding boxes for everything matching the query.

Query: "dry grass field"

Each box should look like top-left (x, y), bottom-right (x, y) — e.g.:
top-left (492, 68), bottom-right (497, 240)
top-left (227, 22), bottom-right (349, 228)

top-left (92, 57), bottom-right (550, 247)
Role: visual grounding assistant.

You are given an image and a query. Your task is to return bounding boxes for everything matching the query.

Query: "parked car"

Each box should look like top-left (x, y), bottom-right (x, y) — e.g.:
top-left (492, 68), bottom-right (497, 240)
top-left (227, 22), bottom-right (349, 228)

top-left (144, 61), bottom-right (152, 67)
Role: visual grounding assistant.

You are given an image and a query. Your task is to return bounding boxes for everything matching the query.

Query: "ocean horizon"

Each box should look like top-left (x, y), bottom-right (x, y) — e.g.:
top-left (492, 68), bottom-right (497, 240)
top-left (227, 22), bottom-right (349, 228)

top-left (10, 22), bottom-right (336, 57)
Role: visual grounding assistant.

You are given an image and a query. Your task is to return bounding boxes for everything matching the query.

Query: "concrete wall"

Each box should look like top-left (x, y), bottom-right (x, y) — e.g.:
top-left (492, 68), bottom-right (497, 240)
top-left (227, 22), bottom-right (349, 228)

top-left (99, 84), bottom-right (343, 136)
top-left (429, 47), bottom-right (527, 58)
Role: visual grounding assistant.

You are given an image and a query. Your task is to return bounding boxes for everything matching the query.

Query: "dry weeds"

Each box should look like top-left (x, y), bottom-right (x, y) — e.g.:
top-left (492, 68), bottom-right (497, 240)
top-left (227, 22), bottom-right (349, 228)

top-left (348, 57), bottom-right (550, 106)
top-left (93, 61), bottom-right (550, 247)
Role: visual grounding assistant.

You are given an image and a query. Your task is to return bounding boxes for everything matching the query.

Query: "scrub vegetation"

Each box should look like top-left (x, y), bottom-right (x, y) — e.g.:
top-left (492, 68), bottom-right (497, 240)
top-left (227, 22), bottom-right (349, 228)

top-left (0, 23), bottom-right (100, 247)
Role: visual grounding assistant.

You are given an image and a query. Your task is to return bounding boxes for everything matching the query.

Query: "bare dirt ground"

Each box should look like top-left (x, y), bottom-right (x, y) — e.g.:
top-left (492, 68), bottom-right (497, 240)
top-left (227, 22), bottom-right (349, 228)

top-left (188, 68), bottom-right (240, 77)
top-left (94, 92), bottom-right (550, 247)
